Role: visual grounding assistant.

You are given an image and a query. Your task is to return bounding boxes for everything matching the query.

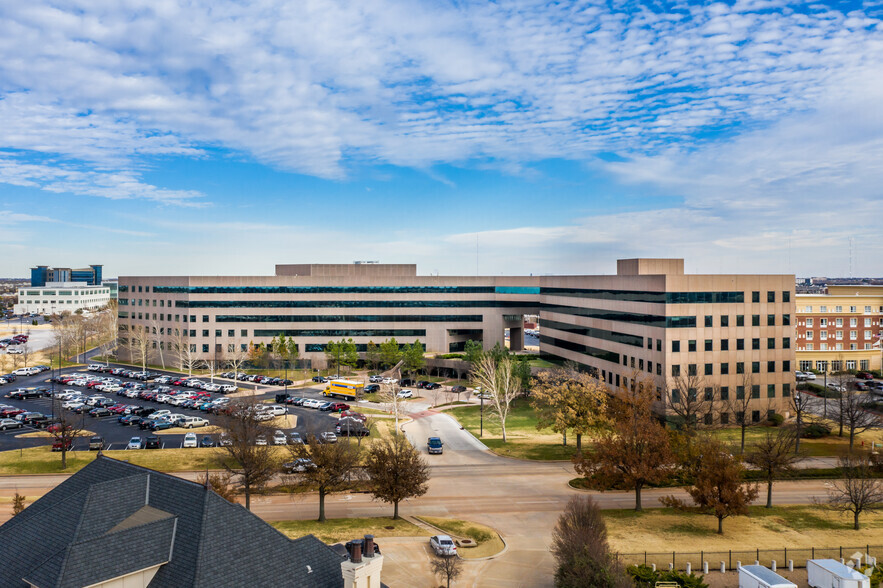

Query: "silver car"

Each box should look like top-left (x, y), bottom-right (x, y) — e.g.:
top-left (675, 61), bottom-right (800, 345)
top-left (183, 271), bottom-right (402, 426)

top-left (0, 418), bottom-right (22, 430)
top-left (430, 535), bottom-right (457, 556)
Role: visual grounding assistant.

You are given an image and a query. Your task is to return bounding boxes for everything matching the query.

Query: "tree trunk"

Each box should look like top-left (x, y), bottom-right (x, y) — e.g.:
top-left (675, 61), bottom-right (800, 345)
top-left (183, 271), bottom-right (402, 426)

top-left (717, 516), bottom-right (723, 534)
top-left (794, 422), bottom-right (801, 453)
top-left (318, 489), bottom-right (326, 522)
top-left (849, 428), bottom-right (855, 452)
top-left (501, 422), bottom-right (507, 443)
top-left (766, 479), bottom-right (773, 508)
top-left (854, 510), bottom-right (860, 530)
top-left (740, 424), bottom-right (746, 454)
top-left (576, 433), bottom-right (582, 453)
top-left (244, 480), bottom-right (251, 511)
top-left (635, 483), bottom-right (643, 511)
top-left (393, 500), bottom-right (399, 520)
top-left (61, 446), bottom-right (67, 470)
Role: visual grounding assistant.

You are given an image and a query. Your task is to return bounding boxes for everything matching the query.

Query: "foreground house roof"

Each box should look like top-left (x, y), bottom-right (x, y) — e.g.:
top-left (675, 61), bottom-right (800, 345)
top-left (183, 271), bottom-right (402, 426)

top-left (0, 456), bottom-right (345, 588)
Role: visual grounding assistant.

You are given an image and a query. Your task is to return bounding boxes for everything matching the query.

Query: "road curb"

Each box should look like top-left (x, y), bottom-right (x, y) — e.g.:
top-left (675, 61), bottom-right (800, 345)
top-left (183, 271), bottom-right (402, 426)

top-left (408, 515), bottom-right (509, 561)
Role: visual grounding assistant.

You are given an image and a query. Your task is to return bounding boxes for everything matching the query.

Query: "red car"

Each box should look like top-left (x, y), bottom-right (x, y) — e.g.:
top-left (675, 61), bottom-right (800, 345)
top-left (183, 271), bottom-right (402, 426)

top-left (109, 404), bottom-right (128, 414)
top-left (0, 408), bottom-right (24, 418)
top-left (328, 403), bottom-right (350, 413)
top-left (51, 438), bottom-right (73, 452)
top-left (339, 410), bottom-right (366, 422)
top-left (857, 372), bottom-right (874, 380)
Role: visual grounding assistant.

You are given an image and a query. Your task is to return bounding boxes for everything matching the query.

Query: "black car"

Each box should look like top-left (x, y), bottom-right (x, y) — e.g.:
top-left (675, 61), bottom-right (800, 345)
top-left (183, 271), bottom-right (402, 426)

top-left (400, 379), bottom-right (415, 387)
top-left (200, 435), bottom-right (215, 447)
top-left (23, 413), bottom-right (49, 426)
top-left (364, 384), bottom-right (380, 394)
top-left (275, 393), bottom-right (291, 403)
top-left (424, 382), bottom-right (441, 390)
top-left (451, 386), bottom-right (467, 394)
top-left (144, 436), bottom-right (161, 449)
top-left (89, 407), bottom-right (111, 418)
top-left (312, 376), bottom-right (327, 383)
top-left (336, 420), bottom-right (370, 437)
top-left (133, 407), bottom-right (156, 417)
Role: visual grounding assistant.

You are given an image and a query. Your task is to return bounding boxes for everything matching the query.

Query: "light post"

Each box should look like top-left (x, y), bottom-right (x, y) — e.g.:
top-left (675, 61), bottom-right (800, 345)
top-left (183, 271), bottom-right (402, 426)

top-left (480, 392), bottom-right (484, 437)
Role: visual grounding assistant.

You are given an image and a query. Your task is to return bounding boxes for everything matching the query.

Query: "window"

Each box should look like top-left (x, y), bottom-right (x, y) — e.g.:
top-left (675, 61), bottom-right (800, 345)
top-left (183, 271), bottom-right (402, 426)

top-left (820, 343), bottom-right (827, 350)
top-left (752, 315), bottom-right (760, 326)
top-left (866, 331), bottom-right (873, 340)
top-left (865, 318), bottom-right (872, 327)
top-left (705, 363), bottom-right (713, 375)
top-left (736, 386), bottom-right (745, 400)
top-left (806, 318), bottom-right (813, 327)
top-left (720, 412), bottom-right (730, 425)
top-left (639, 359), bottom-right (644, 370)
top-left (671, 365), bottom-right (680, 377)
top-left (720, 386), bottom-right (729, 400)
top-left (227, 344), bottom-right (234, 353)
top-left (820, 331), bottom-right (827, 340)
top-left (704, 339), bottom-right (713, 351)
top-left (783, 360), bottom-right (791, 372)
top-left (656, 364), bottom-right (662, 376)
top-left (767, 360), bottom-right (776, 372)
top-left (783, 314), bottom-right (790, 326)
top-left (861, 360), bottom-right (870, 370)
top-left (836, 343), bottom-right (843, 350)
top-left (752, 361), bottom-right (760, 373)
top-left (736, 362), bottom-right (745, 374)
top-left (850, 344), bottom-right (857, 350)
top-left (656, 339), bottom-right (661, 352)
top-left (241, 329), bottom-right (247, 337)
top-left (647, 337), bottom-right (652, 350)
top-left (704, 387), bottom-right (714, 401)
top-left (804, 305), bottom-right (812, 312)
top-left (202, 315), bottom-right (209, 322)
top-left (688, 340), bottom-right (697, 352)
top-left (671, 389), bottom-right (680, 403)
top-left (704, 413), bottom-right (713, 425)
top-left (214, 329), bottom-right (221, 337)
top-left (752, 411), bottom-right (760, 423)
top-left (721, 315), bottom-right (729, 327)
top-left (688, 364), bottom-right (697, 376)
top-left (865, 306), bottom-right (873, 314)
top-left (736, 315), bottom-right (745, 327)
top-left (820, 318), bottom-right (828, 327)
top-left (846, 360), bottom-right (856, 370)
top-left (799, 360), bottom-right (812, 371)
top-left (189, 330), bottom-right (196, 337)
top-left (202, 330), bottom-right (209, 337)
top-left (241, 344), bottom-right (248, 352)
top-left (783, 383), bottom-right (791, 397)
top-left (189, 344), bottom-right (196, 352)
top-left (752, 291), bottom-right (760, 303)
top-left (767, 314), bottom-right (776, 326)
top-left (202, 344), bottom-right (209, 353)
top-left (721, 363), bottom-right (729, 375)
top-left (751, 385), bottom-right (760, 399)
top-left (228, 329), bottom-right (234, 337)
top-left (783, 291), bottom-right (790, 302)
top-left (835, 305), bottom-right (843, 313)
top-left (737, 338), bottom-right (745, 350)
top-left (752, 338), bottom-right (760, 350)
top-left (836, 318), bottom-right (843, 327)
top-left (850, 308), bottom-right (857, 315)
top-left (832, 360), bottom-right (842, 372)
top-left (820, 306), bottom-right (827, 313)
top-left (767, 291), bottom-right (775, 303)
top-left (672, 341), bottom-right (680, 352)
top-left (850, 330), bottom-right (857, 339)
top-left (836, 330), bottom-right (843, 340)
top-left (721, 339), bottom-right (729, 351)
top-left (190, 315), bottom-right (196, 323)
top-left (705, 315), bottom-right (713, 327)
top-left (766, 337), bottom-right (776, 349)
top-left (767, 384), bottom-right (776, 398)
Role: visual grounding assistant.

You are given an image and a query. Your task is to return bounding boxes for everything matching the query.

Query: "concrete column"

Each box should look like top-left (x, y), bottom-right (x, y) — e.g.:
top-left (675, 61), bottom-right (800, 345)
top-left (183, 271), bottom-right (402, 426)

top-left (721, 562), bottom-right (726, 573)
top-left (703, 562), bottom-right (709, 574)
top-left (788, 560), bottom-right (794, 572)
top-left (509, 327), bottom-right (524, 351)
top-left (772, 560), bottom-right (776, 572)
top-left (686, 563), bottom-right (691, 574)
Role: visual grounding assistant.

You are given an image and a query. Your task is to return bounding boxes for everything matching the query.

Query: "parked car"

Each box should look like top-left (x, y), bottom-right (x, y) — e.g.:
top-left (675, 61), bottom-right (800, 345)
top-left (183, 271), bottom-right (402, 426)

top-left (340, 411), bottom-right (366, 422)
top-left (145, 435), bottom-right (161, 449)
top-left (424, 382), bottom-right (441, 390)
top-left (52, 438), bottom-right (73, 452)
top-left (319, 431), bottom-right (338, 444)
top-left (89, 436), bottom-right (104, 451)
top-left (272, 430), bottom-right (288, 445)
top-left (183, 432), bottom-right (198, 448)
top-left (200, 435), bottom-right (215, 448)
top-left (255, 434), bottom-right (268, 446)
top-left (263, 405), bottom-right (288, 417)
top-left (126, 436), bottom-right (142, 450)
top-left (430, 535), bottom-right (457, 556)
top-left (451, 385), bottom-right (467, 394)
top-left (218, 433), bottom-right (232, 446)
top-left (282, 458), bottom-right (316, 473)
top-left (368, 375), bottom-right (383, 383)
top-left (363, 384), bottom-right (380, 394)
top-left (857, 372), bottom-right (874, 380)
top-left (855, 382), bottom-right (869, 391)
top-left (327, 402), bottom-right (350, 412)
top-left (0, 418), bottom-right (22, 430)
top-left (336, 420), bottom-right (369, 437)
top-left (396, 389), bottom-right (413, 399)
top-left (288, 432), bottom-right (304, 445)
top-left (427, 437), bottom-right (444, 454)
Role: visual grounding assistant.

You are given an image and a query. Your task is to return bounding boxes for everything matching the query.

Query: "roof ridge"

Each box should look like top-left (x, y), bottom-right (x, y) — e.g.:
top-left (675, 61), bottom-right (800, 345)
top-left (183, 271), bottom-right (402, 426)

top-left (186, 481), bottom-right (213, 588)
top-left (95, 455), bottom-right (213, 490)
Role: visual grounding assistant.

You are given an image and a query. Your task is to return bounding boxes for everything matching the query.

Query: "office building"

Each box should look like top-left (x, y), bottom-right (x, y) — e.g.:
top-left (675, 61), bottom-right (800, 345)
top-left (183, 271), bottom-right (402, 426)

top-left (118, 259), bottom-right (795, 417)
top-left (14, 282), bottom-right (113, 315)
top-left (30, 264), bottom-right (103, 287)
top-left (795, 285), bottom-right (883, 373)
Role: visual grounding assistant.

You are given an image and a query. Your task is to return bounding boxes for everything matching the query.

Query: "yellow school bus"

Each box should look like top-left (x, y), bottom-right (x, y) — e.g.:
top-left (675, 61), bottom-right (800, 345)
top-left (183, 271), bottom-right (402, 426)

top-left (322, 379), bottom-right (364, 400)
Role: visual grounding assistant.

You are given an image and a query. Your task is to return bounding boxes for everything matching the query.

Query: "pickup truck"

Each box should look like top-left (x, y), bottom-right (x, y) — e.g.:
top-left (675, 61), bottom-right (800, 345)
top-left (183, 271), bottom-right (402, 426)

top-left (8, 388), bottom-right (49, 400)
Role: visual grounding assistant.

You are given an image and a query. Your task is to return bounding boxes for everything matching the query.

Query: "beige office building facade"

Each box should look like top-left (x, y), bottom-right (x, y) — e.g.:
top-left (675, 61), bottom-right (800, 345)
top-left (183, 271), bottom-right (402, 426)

top-left (118, 259), bottom-right (795, 418)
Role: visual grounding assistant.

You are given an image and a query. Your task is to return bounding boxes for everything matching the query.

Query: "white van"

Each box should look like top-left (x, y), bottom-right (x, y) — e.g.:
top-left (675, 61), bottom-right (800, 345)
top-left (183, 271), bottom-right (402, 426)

top-left (738, 565), bottom-right (797, 588)
top-left (183, 433), bottom-right (198, 448)
top-left (807, 559), bottom-right (870, 588)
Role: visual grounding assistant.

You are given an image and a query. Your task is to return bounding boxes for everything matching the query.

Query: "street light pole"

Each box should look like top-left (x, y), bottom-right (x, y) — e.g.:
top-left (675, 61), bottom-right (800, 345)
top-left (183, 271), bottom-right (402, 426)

top-left (480, 393), bottom-right (484, 437)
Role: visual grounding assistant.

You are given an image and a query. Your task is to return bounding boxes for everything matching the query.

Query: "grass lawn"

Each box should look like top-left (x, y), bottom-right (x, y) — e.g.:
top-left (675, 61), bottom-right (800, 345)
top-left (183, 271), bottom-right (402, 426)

top-left (416, 516), bottom-right (506, 559)
top-left (271, 517), bottom-right (429, 544)
top-left (709, 424), bottom-right (883, 457)
top-left (604, 506), bottom-right (883, 553)
top-left (0, 445), bottom-right (231, 474)
top-left (447, 398), bottom-right (587, 461)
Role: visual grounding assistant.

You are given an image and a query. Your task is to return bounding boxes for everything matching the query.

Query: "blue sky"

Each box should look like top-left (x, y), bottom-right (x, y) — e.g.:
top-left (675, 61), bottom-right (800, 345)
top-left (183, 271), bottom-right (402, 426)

top-left (1, 0), bottom-right (882, 278)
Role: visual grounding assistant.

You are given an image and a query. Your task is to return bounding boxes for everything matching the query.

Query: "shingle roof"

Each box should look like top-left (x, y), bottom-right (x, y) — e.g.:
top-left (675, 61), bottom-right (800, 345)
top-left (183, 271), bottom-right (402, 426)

top-left (0, 456), bottom-right (346, 588)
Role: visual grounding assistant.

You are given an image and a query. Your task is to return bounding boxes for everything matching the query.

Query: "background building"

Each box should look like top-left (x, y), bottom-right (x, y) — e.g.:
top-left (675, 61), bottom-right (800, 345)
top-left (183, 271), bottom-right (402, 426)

top-left (14, 282), bottom-right (112, 315)
top-left (118, 259), bottom-right (795, 418)
top-left (796, 285), bottom-right (883, 373)
top-left (30, 264), bottom-right (103, 287)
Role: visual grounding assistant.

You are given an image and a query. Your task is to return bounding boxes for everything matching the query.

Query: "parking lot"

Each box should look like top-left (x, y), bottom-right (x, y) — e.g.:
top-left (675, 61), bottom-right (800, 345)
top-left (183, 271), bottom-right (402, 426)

top-left (0, 363), bottom-right (343, 452)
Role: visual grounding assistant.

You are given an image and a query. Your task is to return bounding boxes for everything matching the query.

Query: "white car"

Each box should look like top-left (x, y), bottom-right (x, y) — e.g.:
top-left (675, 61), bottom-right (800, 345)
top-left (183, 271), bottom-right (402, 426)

top-left (152, 410), bottom-right (172, 419)
top-left (62, 401), bottom-right (85, 410)
top-left (272, 430), bottom-right (287, 445)
top-left (382, 377), bottom-right (397, 384)
top-left (253, 412), bottom-right (274, 422)
top-left (86, 396), bottom-right (106, 406)
top-left (396, 389), bottom-right (413, 399)
top-left (255, 434), bottom-right (268, 446)
top-left (126, 437), bottom-right (143, 450)
top-left (264, 405), bottom-right (288, 417)
top-left (6, 347), bottom-right (23, 355)
top-left (13, 367), bottom-right (39, 376)
top-left (183, 432), bottom-right (198, 448)
top-left (430, 535), bottom-right (457, 556)
top-left (301, 399), bottom-right (323, 409)
top-left (87, 364), bottom-right (103, 371)
top-left (220, 384), bottom-right (237, 393)
top-left (203, 383), bottom-right (221, 392)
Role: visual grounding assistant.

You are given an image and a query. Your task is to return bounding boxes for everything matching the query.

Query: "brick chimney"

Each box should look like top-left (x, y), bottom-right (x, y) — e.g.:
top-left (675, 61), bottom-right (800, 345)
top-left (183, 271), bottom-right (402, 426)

top-left (341, 537), bottom-right (383, 588)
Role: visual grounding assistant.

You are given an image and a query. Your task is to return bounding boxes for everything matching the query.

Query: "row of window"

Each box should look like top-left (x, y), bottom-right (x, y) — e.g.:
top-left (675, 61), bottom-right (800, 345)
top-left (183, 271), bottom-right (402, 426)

top-left (802, 331), bottom-right (875, 340)
top-left (803, 317), bottom-right (878, 328)
top-left (800, 305), bottom-right (882, 313)
top-left (799, 359), bottom-right (871, 372)
top-left (175, 300), bottom-right (531, 309)
top-left (152, 285), bottom-right (499, 294)
top-left (538, 335), bottom-right (621, 365)
top-left (545, 305), bottom-right (695, 328)
top-left (673, 337), bottom-right (791, 353)
top-left (539, 319), bottom-right (645, 348)
top-left (671, 383), bottom-right (792, 403)
top-left (540, 288), bottom-right (750, 304)
top-left (672, 360), bottom-right (791, 377)
top-left (214, 314), bottom-right (482, 323)
top-left (800, 343), bottom-right (877, 351)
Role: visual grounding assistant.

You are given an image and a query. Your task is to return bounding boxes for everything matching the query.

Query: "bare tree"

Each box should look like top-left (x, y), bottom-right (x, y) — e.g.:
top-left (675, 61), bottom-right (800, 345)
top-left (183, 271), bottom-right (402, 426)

top-left (217, 398), bottom-right (278, 510)
top-left (172, 328), bottom-right (201, 376)
top-left (51, 397), bottom-right (86, 470)
top-left (12, 492), bottom-right (26, 516)
top-left (288, 433), bottom-right (361, 522)
top-left (127, 324), bottom-right (151, 372)
top-left (95, 303), bottom-right (118, 364)
top-left (197, 470), bottom-right (237, 503)
top-left (745, 429), bottom-right (804, 508)
top-left (226, 341), bottom-right (250, 381)
top-left (365, 434), bottom-right (430, 519)
top-left (830, 386), bottom-right (881, 452)
top-left (471, 353), bottom-right (522, 443)
top-left (831, 362), bottom-right (854, 438)
top-left (824, 455), bottom-right (883, 530)
top-left (149, 319), bottom-right (166, 369)
top-left (666, 372), bottom-right (714, 435)
top-left (430, 554), bottom-right (463, 588)
top-left (725, 375), bottom-right (767, 454)
top-left (379, 381), bottom-right (404, 432)
top-left (790, 389), bottom-right (813, 453)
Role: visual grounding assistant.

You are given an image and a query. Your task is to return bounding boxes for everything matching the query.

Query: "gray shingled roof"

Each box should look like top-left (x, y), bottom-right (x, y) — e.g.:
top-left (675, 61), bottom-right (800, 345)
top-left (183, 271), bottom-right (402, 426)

top-left (0, 456), bottom-right (346, 588)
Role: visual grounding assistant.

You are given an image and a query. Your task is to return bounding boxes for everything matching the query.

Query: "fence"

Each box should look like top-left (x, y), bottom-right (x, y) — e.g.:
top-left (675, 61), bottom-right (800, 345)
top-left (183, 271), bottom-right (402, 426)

top-left (619, 545), bottom-right (882, 571)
